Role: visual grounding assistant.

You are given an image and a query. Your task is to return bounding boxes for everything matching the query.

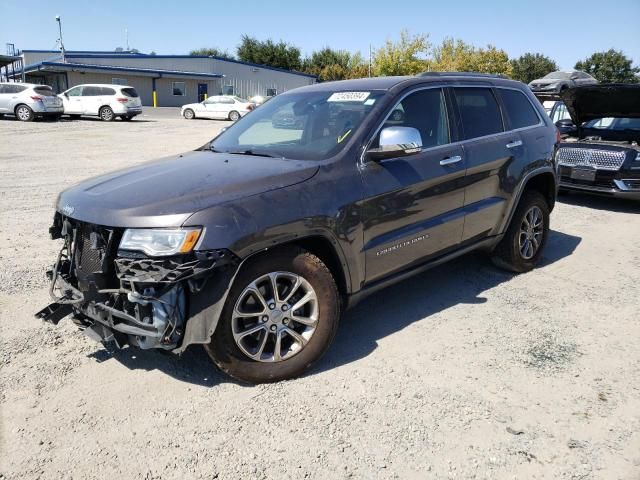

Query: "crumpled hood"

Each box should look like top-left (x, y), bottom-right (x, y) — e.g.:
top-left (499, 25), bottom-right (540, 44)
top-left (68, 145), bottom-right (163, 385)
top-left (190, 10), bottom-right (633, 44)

top-left (560, 84), bottom-right (640, 125)
top-left (57, 151), bottom-right (318, 228)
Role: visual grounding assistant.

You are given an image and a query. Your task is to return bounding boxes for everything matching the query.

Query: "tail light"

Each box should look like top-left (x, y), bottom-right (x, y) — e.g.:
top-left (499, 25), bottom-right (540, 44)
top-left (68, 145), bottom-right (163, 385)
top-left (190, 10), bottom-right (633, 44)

top-left (30, 96), bottom-right (43, 101)
top-left (246, 104), bottom-right (254, 111)
top-left (555, 128), bottom-right (561, 144)
top-left (116, 97), bottom-right (128, 103)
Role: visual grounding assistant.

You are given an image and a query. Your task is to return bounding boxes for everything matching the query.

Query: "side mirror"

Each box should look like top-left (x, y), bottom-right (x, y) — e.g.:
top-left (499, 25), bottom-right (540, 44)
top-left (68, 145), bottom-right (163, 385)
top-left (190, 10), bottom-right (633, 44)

top-left (555, 119), bottom-right (576, 134)
top-left (366, 126), bottom-right (422, 162)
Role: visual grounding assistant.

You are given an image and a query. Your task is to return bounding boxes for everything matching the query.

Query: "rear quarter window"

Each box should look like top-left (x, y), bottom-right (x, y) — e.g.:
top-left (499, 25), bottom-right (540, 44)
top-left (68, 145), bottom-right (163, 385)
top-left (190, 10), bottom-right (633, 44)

top-left (454, 88), bottom-right (504, 140)
top-left (498, 89), bottom-right (540, 130)
top-left (33, 86), bottom-right (55, 96)
top-left (100, 87), bottom-right (116, 96)
top-left (121, 88), bottom-right (139, 98)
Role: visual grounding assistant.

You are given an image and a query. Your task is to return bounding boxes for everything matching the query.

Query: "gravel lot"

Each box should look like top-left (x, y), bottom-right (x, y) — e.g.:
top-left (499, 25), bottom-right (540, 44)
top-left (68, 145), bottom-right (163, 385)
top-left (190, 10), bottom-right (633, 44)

top-left (1, 110), bottom-right (639, 479)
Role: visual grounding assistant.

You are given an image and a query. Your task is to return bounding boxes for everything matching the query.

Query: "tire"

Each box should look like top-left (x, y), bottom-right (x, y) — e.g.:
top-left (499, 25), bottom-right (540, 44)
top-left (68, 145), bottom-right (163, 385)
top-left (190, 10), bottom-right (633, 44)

top-left (491, 191), bottom-right (550, 273)
top-left (205, 247), bottom-right (340, 383)
top-left (183, 109), bottom-right (195, 120)
top-left (228, 110), bottom-right (240, 121)
top-left (121, 115), bottom-right (133, 121)
top-left (99, 106), bottom-right (115, 122)
top-left (15, 104), bottom-right (34, 122)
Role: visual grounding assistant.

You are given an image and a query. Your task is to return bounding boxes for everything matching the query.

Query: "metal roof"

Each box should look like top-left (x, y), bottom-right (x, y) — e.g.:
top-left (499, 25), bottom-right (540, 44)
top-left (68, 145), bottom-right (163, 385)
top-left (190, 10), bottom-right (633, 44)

top-left (0, 54), bottom-right (21, 68)
top-left (23, 61), bottom-right (225, 79)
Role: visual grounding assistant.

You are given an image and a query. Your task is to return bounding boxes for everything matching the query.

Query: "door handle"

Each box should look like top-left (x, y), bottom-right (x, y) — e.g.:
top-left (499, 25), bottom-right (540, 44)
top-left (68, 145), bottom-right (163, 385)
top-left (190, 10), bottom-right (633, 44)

top-left (506, 140), bottom-right (523, 149)
top-left (440, 155), bottom-right (462, 166)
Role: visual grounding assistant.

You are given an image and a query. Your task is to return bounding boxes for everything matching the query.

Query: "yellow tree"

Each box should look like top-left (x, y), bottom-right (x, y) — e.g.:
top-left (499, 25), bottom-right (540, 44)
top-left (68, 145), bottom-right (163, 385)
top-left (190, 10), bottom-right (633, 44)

top-left (373, 30), bottom-right (430, 76)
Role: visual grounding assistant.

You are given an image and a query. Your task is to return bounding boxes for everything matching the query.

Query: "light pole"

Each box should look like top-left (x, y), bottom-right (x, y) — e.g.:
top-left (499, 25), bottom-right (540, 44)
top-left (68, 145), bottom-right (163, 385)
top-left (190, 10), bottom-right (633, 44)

top-left (55, 15), bottom-right (66, 63)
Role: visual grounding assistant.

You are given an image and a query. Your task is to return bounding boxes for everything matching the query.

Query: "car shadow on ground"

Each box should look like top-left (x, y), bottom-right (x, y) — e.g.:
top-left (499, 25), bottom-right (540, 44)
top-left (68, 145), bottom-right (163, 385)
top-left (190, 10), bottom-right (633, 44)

top-left (89, 229), bottom-right (581, 386)
top-left (558, 191), bottom-right (639, 213)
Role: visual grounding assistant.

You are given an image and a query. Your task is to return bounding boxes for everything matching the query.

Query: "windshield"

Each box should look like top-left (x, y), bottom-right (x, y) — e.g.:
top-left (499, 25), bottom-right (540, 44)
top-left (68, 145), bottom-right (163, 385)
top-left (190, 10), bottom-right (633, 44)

top-left (543, 71), bottom-right (572, 80)
top-left (209, 90), bottom-right (386, 160)
top-left (584, 117), bottom-right (640, 131)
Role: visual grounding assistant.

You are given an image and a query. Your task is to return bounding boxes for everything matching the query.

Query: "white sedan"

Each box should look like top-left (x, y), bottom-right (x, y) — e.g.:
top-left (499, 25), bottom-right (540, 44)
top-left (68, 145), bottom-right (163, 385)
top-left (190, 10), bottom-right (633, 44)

top-left (181, 95), bottom-right (253, 121)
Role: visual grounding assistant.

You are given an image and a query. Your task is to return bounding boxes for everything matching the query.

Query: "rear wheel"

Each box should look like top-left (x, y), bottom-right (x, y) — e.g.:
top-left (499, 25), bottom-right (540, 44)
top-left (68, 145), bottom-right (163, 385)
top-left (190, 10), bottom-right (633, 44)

top-left (228, 110), bottom-right (240, 121)
top-left (15, 105), bottom-right (34, 122)
top-left (99, 106), bottom-right (114, 122)
top-left (491, 191), bottom-right (550, 273)
top-left (205, 247), bottom-right (340, 383)
top-left (183, 109), bottom-right (195, 120)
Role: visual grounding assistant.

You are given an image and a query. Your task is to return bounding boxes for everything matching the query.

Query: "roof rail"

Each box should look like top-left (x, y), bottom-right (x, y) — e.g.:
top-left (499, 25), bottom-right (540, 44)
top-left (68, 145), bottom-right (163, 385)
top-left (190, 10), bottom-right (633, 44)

top-left (417, 71), bottom-right (509, 79)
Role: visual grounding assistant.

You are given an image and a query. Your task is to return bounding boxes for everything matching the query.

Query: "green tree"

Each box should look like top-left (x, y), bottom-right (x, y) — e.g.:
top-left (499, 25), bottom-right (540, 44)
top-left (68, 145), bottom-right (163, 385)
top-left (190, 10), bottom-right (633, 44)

top-left (429, 38), bottom-right (512, 76)
top-left (189, 47), bottom-right (234, 59)
top-left (372, 30), bottom-right (430, 76)
top-left (236, 35), bottom-right (302, 71)
top-left (510, 53), bottom-right (558, 83)
top-left (575, 49), bottom-right (639, 83)
top-left (302, 47), bottom-right (352, 81)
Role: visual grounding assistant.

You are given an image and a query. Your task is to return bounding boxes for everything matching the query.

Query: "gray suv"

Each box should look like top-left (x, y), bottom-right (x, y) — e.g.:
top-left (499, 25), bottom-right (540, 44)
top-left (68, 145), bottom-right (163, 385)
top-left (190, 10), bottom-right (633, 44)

top-left (0, 82), bottom-right (64, 121)
top-left (37, 73), bottom-right (559, 383)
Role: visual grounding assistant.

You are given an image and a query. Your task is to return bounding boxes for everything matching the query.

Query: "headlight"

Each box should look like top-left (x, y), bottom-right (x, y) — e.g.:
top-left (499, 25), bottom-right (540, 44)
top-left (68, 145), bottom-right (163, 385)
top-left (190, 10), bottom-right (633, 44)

top-left (119, 228), bottom-right (201, 256)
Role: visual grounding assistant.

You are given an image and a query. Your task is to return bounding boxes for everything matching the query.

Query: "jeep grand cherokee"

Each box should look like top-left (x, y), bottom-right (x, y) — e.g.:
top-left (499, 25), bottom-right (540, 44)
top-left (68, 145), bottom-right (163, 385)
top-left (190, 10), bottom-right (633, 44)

top-left (37, 73), bottom-right (559, 383)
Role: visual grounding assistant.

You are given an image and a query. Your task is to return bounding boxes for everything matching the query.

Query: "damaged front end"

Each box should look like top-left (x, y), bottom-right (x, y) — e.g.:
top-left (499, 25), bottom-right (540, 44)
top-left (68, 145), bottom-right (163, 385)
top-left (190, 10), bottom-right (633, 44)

top-left (36, 214), bottom-right (239, 352)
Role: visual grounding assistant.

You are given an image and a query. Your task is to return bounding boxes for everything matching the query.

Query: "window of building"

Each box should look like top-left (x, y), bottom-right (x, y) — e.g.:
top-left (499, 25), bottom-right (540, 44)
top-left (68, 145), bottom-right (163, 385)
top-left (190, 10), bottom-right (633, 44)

top-left (498, 89), bottom-right (540, 130)
top-left (112, 77), bottom-right (128, 86)
top-left (223, 84), bottom-right (234, 95)
top-left (266, 88), bottom-right (277, 97)
top-left (454, 88), bottom-right (504, 140)
top-left (172, 82), bottom-right (186, 96)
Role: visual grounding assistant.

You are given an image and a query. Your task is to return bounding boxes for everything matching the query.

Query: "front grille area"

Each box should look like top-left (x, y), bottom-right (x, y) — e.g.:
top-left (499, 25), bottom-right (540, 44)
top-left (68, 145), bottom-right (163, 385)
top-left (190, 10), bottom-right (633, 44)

top-left (75, 225), bottom-right (104, 274)
top-left (557, 147), bottom-right (627, 171)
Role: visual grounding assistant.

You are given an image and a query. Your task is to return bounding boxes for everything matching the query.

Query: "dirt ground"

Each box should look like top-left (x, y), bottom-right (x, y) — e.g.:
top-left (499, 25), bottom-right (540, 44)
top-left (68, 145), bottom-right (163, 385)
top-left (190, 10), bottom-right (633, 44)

top-left (1, 110), bottom-right (639, 480)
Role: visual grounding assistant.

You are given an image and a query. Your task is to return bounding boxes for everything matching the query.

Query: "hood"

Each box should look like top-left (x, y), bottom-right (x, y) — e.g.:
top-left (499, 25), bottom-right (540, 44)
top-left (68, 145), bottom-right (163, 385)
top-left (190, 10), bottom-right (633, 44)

top-left (57, 151), bottom-right (318, 228)
top-left (560, 84), bottom-right (640, 125)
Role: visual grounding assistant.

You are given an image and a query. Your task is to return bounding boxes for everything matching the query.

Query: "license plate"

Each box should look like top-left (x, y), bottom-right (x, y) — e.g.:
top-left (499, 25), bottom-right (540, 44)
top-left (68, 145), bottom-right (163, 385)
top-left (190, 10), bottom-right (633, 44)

top-left (570, 168), bottom-right (596, 182)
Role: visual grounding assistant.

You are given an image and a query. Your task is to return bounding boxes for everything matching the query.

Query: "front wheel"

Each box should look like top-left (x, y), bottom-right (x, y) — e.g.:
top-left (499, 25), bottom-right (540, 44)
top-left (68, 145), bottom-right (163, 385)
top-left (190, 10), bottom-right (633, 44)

top-left (15, 105), bottom-right (34, 122)
top-left (491, 191), bottom-right (550, 273)
top-left (228, 110), bottom-right (240, 121)
top-left (183, 109), bottom-right (195, 120)
top-left (205, 247), bottom-right (340, 383)
top-left (99, 106), bottom-right (115, 121)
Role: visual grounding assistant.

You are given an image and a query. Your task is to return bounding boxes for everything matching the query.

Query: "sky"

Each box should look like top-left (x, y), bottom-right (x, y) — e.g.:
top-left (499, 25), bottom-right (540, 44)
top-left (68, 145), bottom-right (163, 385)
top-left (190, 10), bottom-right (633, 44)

top-left (1, 0), bottom-right (638, 70)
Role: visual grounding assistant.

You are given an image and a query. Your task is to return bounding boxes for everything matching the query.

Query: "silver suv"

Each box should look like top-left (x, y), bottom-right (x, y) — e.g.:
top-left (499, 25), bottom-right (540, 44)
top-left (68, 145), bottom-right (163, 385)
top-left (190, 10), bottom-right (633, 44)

top-left (0, 83), bottom-right (64, 121)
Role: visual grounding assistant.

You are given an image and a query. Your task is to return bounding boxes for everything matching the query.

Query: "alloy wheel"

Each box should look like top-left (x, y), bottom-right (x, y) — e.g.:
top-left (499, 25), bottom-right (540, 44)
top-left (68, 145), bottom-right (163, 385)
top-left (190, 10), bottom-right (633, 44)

top-left (232, 271), bottom-right (319, 362)
top-left (16, 106), bottom-right (31, 121)
top-left (518, 206), bottom-right (544, 260)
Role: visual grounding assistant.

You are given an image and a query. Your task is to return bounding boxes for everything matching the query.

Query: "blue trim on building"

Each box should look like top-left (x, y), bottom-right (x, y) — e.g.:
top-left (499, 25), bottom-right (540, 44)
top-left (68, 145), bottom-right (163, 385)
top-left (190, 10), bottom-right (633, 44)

top-left (32, 61), bottom-right (224, 79)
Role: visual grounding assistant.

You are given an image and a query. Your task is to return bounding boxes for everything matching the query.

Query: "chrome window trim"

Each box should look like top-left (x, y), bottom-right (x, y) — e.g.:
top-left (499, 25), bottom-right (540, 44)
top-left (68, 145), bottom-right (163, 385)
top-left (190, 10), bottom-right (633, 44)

top-left (360, 83), bottom-right (545, 165)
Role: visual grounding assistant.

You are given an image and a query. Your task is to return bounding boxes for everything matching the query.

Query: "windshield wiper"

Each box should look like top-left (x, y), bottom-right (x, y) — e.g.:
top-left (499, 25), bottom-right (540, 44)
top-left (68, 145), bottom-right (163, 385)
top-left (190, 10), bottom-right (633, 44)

top-left (226, 149), bottom-right (280, 158)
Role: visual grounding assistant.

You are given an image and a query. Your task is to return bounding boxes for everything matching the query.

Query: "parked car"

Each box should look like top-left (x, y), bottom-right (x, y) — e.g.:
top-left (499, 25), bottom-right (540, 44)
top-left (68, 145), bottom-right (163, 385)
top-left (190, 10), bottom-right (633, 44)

top-left (0, 82), bottom-right (63, 121)
top-left (249, 95), bottom-right (273, 106)
top-left (59, 84), bottom-right (142, 121)
top-left (554, 84), bottom-right (640, 199)
top-left (181, 95), bottom-right (253, 121)
top-left (529, 70), bottom-right (598, 96)
top-left (37, 73), bottom-right (558, 384)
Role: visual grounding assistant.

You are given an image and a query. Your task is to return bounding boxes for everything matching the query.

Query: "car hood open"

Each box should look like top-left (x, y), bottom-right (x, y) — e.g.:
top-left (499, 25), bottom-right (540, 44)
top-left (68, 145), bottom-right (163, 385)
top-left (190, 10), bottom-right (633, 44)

top-left (560, 84), bottom-right (640, 125)
top-left (57, 151), bottom-right (318, 228)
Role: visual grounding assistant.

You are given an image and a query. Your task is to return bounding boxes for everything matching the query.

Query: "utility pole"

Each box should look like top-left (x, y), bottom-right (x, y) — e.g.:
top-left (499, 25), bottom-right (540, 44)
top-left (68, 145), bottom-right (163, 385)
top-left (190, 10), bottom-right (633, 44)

top-left (368, 44), bottom-right (372, 77)
top-left (55, 15), bottom-right (66, 63)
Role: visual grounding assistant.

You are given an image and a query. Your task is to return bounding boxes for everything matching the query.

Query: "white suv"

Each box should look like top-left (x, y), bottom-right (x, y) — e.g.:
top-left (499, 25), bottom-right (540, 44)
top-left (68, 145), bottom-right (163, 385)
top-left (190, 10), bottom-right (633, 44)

top-left (0, 83), bottom-right (64, 121)
top-left (59, 84), bottom-right (142, 121)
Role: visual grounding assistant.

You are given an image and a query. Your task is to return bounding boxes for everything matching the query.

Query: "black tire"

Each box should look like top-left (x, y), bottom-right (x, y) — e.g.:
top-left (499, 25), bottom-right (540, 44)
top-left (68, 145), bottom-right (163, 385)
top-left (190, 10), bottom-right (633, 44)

top-left (183, 108), bottom-right (195, 120)
top-left (15, 104), bottom-right (34, 122)
top-left (491, 191), bottom-right (550, 273)
top-left (205, 247), bottom-right (340, 383)
top-left (0, 113), bottom-right (5, 119)
top-left (228, 110), bottom-right (240, 121)
top-left (99, 106), bottom-right (115, 122)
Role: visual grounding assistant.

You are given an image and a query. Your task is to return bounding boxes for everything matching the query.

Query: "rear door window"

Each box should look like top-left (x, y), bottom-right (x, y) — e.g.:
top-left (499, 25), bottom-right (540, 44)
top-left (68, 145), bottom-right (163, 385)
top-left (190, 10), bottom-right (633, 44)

top-left (121, 88), bottom-right (139, 98)
top-left (100, 87), bottom-right (116, 96)
top-left (453, 88), bottom-right (504, 140)
top-left (498, 88), bottom-right (540, 130)
top-left (81, 86), bottom-right (100, 96)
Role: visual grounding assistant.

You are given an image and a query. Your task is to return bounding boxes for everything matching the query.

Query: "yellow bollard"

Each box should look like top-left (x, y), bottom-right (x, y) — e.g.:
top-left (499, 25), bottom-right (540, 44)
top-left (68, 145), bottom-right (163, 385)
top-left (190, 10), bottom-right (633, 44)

top-left (204, 93), bottom-right (208, 100)
top-left (153, 90), bottom-right (157, 108)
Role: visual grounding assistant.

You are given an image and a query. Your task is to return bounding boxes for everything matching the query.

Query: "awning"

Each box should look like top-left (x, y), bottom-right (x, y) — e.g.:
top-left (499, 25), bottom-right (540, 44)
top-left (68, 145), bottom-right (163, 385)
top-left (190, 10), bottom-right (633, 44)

top-left (20, 61), bottom-right (224, 79)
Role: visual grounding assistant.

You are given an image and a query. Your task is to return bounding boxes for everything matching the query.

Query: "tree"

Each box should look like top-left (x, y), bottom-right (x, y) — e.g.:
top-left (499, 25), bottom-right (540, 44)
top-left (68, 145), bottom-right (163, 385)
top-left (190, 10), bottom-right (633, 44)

top-left (372, 30), bottom-right (430, 76)
top-left (510, 53), bottom-right (558, 83)
top-left (189, 47), bottom-right (234, 59)
top-left (302, 47), bottom-right (351, 81)
top-left (575, 49), bottom-right (639, 83)
top-left (429, 38), bottom-right (512, 76)
top-left (236, 35), bottom-right (302, 71)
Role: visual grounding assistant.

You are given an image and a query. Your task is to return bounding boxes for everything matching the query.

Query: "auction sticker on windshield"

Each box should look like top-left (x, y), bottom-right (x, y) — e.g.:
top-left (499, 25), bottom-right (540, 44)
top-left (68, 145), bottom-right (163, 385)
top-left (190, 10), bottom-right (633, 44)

top-left (327, 92), bottom-right (370, 102)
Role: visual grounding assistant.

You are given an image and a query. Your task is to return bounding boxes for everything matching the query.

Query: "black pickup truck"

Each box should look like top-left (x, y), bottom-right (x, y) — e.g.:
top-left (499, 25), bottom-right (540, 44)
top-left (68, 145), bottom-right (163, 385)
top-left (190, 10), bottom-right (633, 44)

top-left (37, 73), bottom-right (559, 383)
